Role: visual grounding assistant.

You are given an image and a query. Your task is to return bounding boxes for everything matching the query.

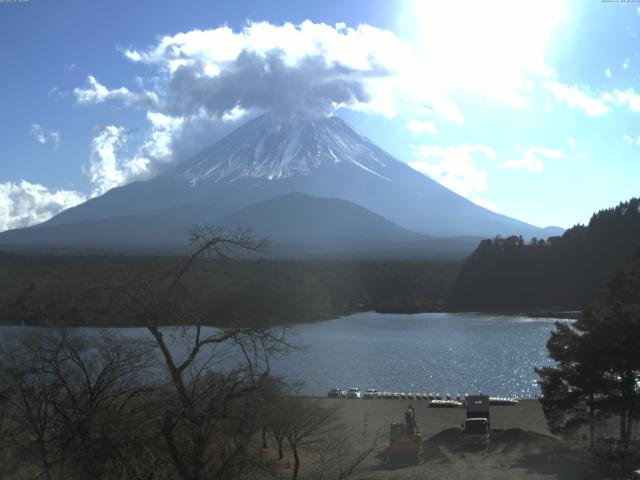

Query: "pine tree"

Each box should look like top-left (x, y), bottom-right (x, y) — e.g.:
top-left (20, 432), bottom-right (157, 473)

top-left (537, 248), bottom-right (640, 445)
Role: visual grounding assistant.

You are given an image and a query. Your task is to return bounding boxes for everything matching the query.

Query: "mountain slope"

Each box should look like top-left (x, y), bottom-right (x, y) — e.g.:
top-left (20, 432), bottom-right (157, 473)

top-left (217, 192), bottom-right (418, 239)
top-left (1, 112), bottom-right (556, 254)
top-left (39, 113), bottom-right (549, 237)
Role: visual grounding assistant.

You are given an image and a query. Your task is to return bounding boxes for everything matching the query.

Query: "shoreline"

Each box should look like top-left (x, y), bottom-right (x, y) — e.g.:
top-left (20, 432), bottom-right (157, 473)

top-left (0, 308), bottom-right (579, 328)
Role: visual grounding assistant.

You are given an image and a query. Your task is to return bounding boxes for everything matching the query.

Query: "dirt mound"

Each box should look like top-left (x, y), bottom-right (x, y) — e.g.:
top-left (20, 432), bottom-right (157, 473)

top-left (423, 428), bottom-right (462, 449)
top-left (495, 428), bottom-right (559, 446)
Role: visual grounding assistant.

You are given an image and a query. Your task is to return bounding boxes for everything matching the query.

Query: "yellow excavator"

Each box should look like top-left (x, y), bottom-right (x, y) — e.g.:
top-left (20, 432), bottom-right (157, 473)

top-left (384, 405), bottom-right (424, 465)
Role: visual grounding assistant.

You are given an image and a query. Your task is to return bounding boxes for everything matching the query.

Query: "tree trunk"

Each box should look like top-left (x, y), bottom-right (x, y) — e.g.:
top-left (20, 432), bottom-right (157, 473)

top-left (38, 438), bottom-right (52, 480)
top-left (589, 393), bottom-right (595, 448)
top-left (621, 371), bottom-right (634, 445)
top-left (620, 408), bottom-right (627, 445)
top-left (262, 425), bottom-right (268, 449)
top-left (274, 433), bottom-right (284, 460)
top-left (291, 443), bottom-right (300, 480)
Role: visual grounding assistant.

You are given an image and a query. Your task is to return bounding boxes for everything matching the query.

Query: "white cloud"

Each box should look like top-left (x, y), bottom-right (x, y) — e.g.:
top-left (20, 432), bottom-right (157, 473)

top-left (406, 119), bottom-right (438, 135)
top-left (409, 144), bottom-right (495, 196)
top-left (605, 68), bottom-right (612, 78)
top-left (74, 75), bottom-right (158, 108)
top-left (471, 196), bottom-right (499, 213)
top-left (431, 97), bottom-right (464, 125)
top-left (623, 57), bottom-right (631, 70)
top-left (566, 138), bottom-right (591, 159)
top-left (544, 81), bottom-right (609, 116)
top-left (0, 181), bottom-right (85, 232)
top-left (501, 146), bottom-right (564, 173)
top-left (49, 131), bottom-right (61, 150)
top-left (622, 134), bottom-right (640, 146)
top-left (84, 114), bottom-right (187, 196)
top-left (30, 124), bottom-right (61, 150)
top-left (609, 89), bottom-right (640, 112)
top-left (118, 21), bottom-right (477, 126)
top-left (545, 81), bottom-right (640, 116)
top-left (30, 124), bottom-right (46, 144)
top-left (122, 21), bottom-right (409, 118)
top-left (85, 126), bottom-right (128, 196)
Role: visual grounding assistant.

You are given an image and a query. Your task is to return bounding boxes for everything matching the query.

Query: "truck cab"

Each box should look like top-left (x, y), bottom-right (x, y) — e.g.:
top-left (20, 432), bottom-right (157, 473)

top-left (463, 395), bottom-right (490, 447)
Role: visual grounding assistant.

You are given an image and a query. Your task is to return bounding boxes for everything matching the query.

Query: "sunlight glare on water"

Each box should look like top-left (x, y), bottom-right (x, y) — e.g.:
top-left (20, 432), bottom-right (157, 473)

top-left (270, 312), bottom-right (569, 398)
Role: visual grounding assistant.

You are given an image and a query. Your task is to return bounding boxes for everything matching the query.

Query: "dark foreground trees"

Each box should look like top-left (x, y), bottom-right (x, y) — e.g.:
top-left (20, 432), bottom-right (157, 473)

top-left (0, 330), bottom-right (159, 480)
top-left (0, 226), bottom-right (381, 480)
top-left (108, 226), bottom-right (293, 480)
top-left (537, 248), bottom-right (640, 446)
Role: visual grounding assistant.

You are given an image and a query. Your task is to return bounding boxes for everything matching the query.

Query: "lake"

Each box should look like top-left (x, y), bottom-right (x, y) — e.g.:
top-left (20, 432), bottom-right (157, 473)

top-left (0, 312), bottom-right (569, 399)
top-left (273, 312), bottom-right (568, 398)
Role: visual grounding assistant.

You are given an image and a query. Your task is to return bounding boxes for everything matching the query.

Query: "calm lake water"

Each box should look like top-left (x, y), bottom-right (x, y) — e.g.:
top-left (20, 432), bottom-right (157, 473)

top-left (0, 312), bottom-right (569, 399)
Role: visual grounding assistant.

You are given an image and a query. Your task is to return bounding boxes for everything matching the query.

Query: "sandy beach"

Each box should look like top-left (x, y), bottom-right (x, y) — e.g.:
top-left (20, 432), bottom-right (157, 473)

top-left (313, 398), bottom-right (616, 480)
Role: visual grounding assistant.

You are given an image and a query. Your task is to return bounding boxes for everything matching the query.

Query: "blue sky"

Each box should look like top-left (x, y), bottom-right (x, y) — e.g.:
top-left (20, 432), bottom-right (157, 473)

top-left (0, 0), bottom-right (639, 231)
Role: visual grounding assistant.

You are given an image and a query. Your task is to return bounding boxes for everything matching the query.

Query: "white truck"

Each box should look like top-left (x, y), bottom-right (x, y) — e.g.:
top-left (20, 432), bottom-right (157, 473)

top-left (463, 395), bottom-right (490, 446)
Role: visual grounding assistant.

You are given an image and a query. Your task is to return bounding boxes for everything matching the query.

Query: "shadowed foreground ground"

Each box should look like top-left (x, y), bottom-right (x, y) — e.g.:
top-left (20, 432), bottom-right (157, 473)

top-left (316, 398), bottom-right (615, 480)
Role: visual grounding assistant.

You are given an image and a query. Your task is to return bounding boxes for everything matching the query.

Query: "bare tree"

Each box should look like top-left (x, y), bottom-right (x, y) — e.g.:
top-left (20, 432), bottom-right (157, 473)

top-left (309, 418), bottom-right (384, 480)
top-left (0, 329), bottom-right (157, 480)
top-left (0, 333), bottom-right (64, 480)
top-left (266, 394), bottom-right (382, 480)
top-left (0, 389), bottom-right (12, 479)
top-left (109, 226), bottom-right (292, 480)
top-left (281, 397), bottom-right (338, 480)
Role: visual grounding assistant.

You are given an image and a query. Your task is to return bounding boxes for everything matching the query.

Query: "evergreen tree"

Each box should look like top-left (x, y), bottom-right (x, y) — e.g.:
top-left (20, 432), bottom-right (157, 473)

top-left (537, 248), bottom-right (640, 445)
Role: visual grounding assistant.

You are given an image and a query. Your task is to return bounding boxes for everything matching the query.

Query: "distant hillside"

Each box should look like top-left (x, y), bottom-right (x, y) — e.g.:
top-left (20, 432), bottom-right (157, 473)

top-left (218, 192), bottom-right (418, 239)
top-left (447, 198), bottom-right (640, 312)
top-left (0, 193), bottom-right (480, 259)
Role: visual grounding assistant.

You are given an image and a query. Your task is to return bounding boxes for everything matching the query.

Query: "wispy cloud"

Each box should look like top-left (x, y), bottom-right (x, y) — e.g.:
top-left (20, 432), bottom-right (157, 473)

top-left (501, 146), bottom-right (564, 173)
top-left (30, 124), bottom-right (61, 150)
top-left (406, 119), bottom-right (438, 135)
top-left (30, 124), bottom-right (46, 144)
top-left (623, 134), bottom-right (640, 146)
top-left (409, 144), bottom-right (495, 196)
top-left (545, 81), bottom-right (640, 116)
top-left (74, 75), bottom-right (159, 108)
top-left (84, 113), bottom-right (184, 197)
top-left (544, 82), bottom-right (609, 116)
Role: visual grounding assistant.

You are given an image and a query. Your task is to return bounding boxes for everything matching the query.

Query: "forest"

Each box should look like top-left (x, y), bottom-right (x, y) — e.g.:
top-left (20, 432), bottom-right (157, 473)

top-left (1, 198), bottom-right (639, 327)
top-left (446, 198), bottom-right (640, 312)
top-left (0, 246), bottom-right (458, 327)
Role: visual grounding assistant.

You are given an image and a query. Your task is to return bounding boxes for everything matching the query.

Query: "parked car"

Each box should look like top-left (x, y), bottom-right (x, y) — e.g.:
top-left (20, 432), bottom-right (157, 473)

top-left (327, 388), bottom-right (345, 398)
top-left (363, 388), bottom-right (379, 399)
top-left (347, 387), bottom-right (362, 399)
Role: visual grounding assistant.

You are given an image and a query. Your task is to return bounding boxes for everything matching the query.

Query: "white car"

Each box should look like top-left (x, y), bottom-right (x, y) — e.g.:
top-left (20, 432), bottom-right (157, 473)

top-left (363, 388), bottom-right (379, 399)
top-left (346, 387), bottom-right (361, 399)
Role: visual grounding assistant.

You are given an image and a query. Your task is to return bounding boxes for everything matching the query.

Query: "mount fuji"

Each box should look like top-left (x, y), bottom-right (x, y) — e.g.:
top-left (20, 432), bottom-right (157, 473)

top-left (0, 113), bottom-right (560, 257)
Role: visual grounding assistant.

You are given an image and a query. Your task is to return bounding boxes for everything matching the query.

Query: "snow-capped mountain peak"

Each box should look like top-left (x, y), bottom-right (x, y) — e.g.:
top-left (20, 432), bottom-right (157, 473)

top-left (179, 112), bottom-right (392, 184)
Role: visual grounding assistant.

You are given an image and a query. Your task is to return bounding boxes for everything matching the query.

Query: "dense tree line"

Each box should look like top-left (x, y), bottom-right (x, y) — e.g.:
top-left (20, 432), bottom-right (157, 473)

top-left (537, 248), bottom-right (640, 452)
top-left (0, 250), bottom-right (458, 327)
top-left (447, 198), bottom-right (640, 312)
